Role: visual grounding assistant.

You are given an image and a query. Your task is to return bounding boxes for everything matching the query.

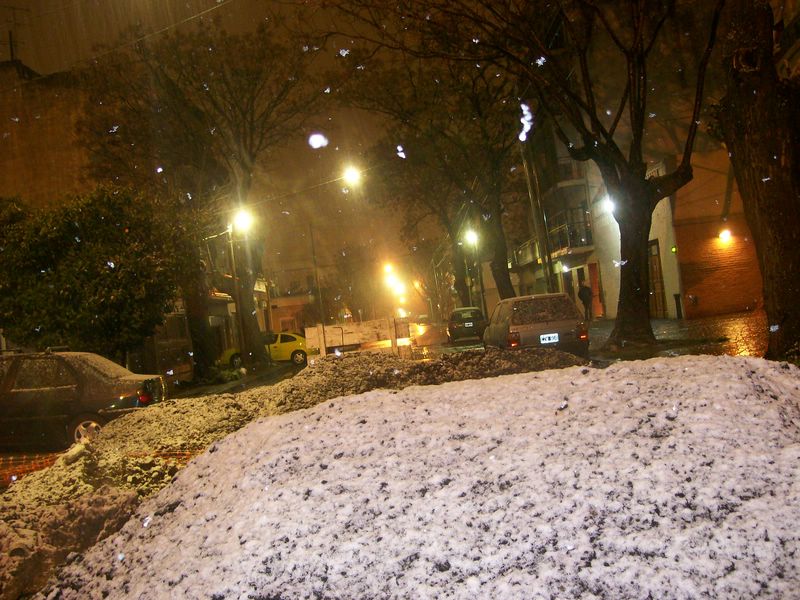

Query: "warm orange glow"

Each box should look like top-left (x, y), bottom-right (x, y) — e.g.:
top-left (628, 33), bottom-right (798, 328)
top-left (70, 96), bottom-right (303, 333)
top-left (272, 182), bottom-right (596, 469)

top-left (718, 229), bottom-right (732, 243)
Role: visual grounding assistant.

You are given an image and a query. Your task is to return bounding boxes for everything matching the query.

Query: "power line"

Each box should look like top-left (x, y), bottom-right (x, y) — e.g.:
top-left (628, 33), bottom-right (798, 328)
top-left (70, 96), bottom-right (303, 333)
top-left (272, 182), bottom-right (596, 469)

top-left (0, 0), bottom-right (237, 95)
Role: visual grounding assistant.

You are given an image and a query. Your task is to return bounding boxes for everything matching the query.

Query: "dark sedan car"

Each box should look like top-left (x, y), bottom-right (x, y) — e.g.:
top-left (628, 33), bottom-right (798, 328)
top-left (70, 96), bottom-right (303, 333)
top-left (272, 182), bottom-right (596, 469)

top-left (0, 350), bottom-right (166, 449)
top-left (447, 307), bottom-right (488, 343)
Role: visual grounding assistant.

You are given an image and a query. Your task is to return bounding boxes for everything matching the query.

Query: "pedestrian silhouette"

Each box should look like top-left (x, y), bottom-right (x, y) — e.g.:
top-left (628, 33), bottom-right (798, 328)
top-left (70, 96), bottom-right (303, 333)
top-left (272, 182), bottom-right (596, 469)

top-left (578, 283), bottom-right (593, 321)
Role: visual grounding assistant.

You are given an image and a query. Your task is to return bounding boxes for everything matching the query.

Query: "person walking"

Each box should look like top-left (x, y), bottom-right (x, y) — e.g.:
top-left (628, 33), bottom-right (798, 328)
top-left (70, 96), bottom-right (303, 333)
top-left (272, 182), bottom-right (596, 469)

top-left (578, 282), bottom-right (593, 321)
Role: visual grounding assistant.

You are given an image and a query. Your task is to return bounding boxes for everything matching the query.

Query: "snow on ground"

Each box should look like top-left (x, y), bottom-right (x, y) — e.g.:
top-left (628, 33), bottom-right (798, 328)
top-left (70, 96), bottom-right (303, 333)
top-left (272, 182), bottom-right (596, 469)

top-left (40, 355), bottom-right (800, 599)
top-left (0, 348), bottom-right (585, 598)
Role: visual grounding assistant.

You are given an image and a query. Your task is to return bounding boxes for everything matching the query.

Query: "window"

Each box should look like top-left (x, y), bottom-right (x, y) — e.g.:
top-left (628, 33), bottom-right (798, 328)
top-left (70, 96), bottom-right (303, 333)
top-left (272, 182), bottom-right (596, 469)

top-left (511, 296), bottom-right (580, 325)
top-left (280, 334), bottom-right (296, 344)
top-left (13, 357), bottom-right (77, 390)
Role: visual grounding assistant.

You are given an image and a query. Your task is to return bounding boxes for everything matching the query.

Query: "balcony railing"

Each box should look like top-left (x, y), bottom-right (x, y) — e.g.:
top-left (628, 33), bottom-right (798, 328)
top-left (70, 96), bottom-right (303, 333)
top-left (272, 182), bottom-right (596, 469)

top-left (548, 219), bottom-right (593, 254)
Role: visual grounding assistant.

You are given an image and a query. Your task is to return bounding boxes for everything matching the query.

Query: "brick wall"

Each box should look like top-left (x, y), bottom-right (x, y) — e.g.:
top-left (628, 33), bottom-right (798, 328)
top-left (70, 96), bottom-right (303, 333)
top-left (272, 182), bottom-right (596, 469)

top-left (674, 214), bottom-right (763, 318)
top-left (0, 62), bottom-right (90, 207)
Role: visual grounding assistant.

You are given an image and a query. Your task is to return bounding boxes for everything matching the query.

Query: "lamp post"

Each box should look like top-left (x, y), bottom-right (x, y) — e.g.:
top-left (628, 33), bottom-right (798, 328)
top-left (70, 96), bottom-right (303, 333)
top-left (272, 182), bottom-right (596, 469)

top-left (308, 165), bottom-right (364, 356)
top-left (465, 229), bottom-right (487, 316)
top-left (229, 208), bottom-right (253, 366)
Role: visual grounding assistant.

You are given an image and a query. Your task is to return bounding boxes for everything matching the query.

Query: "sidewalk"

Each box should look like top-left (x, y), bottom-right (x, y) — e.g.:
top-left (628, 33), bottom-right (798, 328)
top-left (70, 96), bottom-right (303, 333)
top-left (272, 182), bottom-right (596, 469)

top-left (588, 310), bottom-right (768, 361)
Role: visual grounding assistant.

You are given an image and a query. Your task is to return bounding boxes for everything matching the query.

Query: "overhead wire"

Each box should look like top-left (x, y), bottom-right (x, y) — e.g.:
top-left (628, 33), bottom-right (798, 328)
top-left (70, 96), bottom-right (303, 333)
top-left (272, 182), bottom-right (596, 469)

top-left (0, 0), bottom-right (238, 96)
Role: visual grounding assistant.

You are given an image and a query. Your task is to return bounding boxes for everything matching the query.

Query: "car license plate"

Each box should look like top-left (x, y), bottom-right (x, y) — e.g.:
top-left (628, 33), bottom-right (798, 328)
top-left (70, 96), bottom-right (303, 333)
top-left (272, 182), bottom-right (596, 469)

top-left (540, 333), bottom-right (559, 344)
top-left (465, 322), bottom-right (473, 327)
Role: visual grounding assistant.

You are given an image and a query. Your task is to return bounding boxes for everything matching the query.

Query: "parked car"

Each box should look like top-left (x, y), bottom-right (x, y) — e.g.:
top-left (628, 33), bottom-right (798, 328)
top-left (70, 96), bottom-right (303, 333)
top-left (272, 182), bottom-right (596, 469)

top-left (447, 307), bottom-right (488, 343)
top-left (0, 349), bottom-right (166, 449)
top-left (219, 332), bottom-right (308, 369)
top-left (266, 332), bottom-right (308, 365)
top-left (483, 293), bottom-right (589, 358)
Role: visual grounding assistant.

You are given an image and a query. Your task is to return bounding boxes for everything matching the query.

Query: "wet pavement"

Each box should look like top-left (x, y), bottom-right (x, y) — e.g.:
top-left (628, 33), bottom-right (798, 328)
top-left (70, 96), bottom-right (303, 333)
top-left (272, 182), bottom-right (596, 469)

top-left (589, 309), bottom-right (768, 360)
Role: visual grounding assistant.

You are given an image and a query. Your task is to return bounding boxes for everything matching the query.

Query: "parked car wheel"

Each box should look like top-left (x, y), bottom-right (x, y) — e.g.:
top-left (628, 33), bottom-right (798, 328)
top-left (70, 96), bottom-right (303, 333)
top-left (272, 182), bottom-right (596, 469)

top-left (230, 353), bottom-right (243, 369)
top-left (67, 414), bottom-right (105, 445)
top-left (291, 350), bottom-right (307, 366)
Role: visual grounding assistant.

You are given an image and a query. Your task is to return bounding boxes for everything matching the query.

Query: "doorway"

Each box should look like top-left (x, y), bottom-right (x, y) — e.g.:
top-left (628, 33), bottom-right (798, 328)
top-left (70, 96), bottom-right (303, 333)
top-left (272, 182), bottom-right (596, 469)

top-left (648, 240), bottom-right (667, 318)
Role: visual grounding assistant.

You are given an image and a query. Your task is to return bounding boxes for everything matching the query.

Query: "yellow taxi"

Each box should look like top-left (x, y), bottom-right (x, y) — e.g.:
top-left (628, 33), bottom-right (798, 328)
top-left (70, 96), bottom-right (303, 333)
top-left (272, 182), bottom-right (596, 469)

top-left (219, 332), bottom-right (308, 369)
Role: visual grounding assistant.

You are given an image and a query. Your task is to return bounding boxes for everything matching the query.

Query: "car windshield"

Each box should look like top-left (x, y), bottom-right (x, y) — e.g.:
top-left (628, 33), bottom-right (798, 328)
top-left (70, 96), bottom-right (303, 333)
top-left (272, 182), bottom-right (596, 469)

top-left (452, 310), bottom-right (482, 321)
top-left (65, 353), bottom-right (134, 380)
top-left (510, 297), bottom-right (580, 325)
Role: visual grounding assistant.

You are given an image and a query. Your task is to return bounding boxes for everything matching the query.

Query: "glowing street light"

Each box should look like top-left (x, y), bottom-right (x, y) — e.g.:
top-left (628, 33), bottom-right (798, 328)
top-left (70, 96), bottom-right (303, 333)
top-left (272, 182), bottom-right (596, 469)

top-left (343, 165), bottom-right (362, 187)
top-left (232, 208), bottom-right (254, 234)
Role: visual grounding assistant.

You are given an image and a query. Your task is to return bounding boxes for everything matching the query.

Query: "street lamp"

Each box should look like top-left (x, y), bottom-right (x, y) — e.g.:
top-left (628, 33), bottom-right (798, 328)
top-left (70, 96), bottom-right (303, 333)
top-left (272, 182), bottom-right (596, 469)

top-left (310, 165), bottom-right (366, 355)
top-left (465, 229), bottom-right (487, 316)
top-left (342, 165), bottom-right (362, 187)
top-left (229, 208), bottom-right (253, 367)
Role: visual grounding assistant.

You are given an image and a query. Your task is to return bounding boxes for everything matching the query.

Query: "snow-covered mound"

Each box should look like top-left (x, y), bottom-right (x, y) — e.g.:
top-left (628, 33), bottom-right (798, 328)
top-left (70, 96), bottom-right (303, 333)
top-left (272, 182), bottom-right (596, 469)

top-left (41, 355), bottom-right (800, 599)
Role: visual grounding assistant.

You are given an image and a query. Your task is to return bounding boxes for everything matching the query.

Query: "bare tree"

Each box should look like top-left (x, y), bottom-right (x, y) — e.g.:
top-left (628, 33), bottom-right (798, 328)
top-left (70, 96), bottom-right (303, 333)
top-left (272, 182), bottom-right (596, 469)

top-left (323, 0), bottom-right (726, 347)
top-left (82, 17), bottom-right (327, 365)
top-left (332, 50), bottom-right (521, 300)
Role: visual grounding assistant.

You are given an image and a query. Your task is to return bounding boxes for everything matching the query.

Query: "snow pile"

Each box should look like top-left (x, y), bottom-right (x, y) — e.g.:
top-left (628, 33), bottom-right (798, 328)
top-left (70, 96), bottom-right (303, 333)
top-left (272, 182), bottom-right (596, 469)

top-left (39, 355), bottom-right (800, 599)
top-left (0, 348), bottom-right (583, 598)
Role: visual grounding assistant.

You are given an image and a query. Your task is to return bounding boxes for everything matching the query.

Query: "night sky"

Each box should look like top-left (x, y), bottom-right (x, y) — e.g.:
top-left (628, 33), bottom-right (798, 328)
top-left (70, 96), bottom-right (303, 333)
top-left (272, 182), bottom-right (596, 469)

top-left (2, 0), bottom-right (408, 300)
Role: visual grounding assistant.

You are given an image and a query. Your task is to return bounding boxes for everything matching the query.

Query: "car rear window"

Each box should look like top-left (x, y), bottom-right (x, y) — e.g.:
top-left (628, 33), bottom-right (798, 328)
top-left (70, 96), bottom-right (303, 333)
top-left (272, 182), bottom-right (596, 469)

top-left (65, 353), bottom-right (132, 380)
top-left (510, 296), bottom-right (580, 325)
top-left (451, 309), bottom-right (483, 321)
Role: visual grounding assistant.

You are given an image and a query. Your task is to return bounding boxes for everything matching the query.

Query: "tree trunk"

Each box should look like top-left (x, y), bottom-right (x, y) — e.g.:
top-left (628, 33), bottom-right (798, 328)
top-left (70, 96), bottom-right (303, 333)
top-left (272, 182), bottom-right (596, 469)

top-left (606, 182), bottom-right (657, 347)
top-left (451, 243), bottom-right (471, 307)
top-left (234, 238), bottom-right (268, 365)
top-left (181, 264), bottom-right (217, 380)
top-left (485, 212), bottom-right (517, 300)
top-left (718, 0), bottom-right (800, 360)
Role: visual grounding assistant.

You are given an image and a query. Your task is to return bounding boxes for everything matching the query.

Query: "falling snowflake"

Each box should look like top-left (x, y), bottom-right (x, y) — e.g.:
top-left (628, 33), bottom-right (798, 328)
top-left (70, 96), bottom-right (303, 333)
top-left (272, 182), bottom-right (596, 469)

top-left (535, 56), bottom-right (547, 67)
top-left (613, 259), bottom-right (628, 268)
top-left (308, 133), bottom-right (329, 148)
top-left (338, 48), bottom-right (350, 57)
top-left (396, 145), bottom-right (406, 159)
top-left (518, 103), bottom-right (533, 142)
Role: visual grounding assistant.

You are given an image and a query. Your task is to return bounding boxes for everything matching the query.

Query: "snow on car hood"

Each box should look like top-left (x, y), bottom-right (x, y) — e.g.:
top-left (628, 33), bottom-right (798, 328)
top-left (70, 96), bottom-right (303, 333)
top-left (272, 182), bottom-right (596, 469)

top-left (43, 355), bottom-right (800, 599)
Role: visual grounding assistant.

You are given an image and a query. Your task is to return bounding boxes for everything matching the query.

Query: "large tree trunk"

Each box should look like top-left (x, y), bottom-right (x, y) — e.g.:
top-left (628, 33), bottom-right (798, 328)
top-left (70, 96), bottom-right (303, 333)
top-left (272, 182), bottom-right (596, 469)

top-left (181, 262), bottom-right (217, 380)
top-left (606, 180), bottom-right (657, 347)
top-left (485, 210), bottom-right (517, 300)
top-left (234, 238), bottom-right (269, 365)
top-left (718, 0), bottom-right (800, 360)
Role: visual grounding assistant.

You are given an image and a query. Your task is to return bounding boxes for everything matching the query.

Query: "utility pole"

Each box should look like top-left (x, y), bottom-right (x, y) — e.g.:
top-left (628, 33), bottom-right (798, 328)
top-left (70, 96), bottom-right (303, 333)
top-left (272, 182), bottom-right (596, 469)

top-left (309, 223), bottom-right (327, 356)
top-left (1, 5), bottom-right (30, 62)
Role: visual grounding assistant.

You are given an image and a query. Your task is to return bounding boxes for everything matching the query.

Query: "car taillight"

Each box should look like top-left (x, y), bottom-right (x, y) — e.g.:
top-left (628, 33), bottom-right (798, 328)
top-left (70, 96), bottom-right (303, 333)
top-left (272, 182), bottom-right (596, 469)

top-left (577, 324), bottom-right (589, 341)
top-left (138, 390), bottom-right (153, 405)
top-left (507, 331), bottom-right (521, 348)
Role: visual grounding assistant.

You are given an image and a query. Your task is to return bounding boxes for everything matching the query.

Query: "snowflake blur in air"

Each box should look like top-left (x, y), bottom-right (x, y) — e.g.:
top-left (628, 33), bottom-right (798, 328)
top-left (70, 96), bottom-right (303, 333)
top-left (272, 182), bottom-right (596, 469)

top-left (107, 261), bottom-right (115, 269)
top-left (109, 125), bottom-right (119, 133)
top-left (518, 103), bottom-right (533, 142)
top-left (308, 133), bottom-right (329, 149)
top-left (338, 48), bottom-right (350, 57)
top-left (535, 56), bottom-right (547, 67)
top-left (156, 167), bottom-right (164, 174)
top-left (396, 145), bottom-right (406, 159)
